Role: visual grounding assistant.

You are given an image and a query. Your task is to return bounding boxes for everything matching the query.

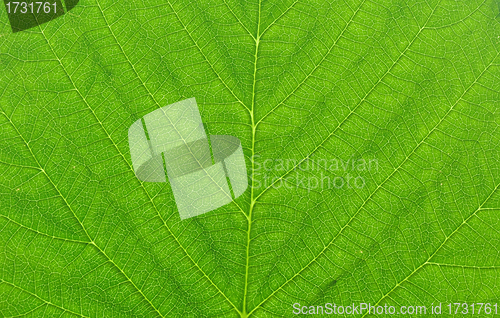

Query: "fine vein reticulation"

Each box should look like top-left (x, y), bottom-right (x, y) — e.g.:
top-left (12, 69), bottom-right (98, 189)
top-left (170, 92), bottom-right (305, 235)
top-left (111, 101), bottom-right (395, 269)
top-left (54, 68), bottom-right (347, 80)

top-left (1, 0), bottom-right (499, 317)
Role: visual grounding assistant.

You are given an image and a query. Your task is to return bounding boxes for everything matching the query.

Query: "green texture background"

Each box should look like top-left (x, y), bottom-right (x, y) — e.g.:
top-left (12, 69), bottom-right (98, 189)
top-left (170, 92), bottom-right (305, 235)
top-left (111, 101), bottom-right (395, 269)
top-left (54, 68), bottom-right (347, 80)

top-left (1, 0), bottom-right (500, 317)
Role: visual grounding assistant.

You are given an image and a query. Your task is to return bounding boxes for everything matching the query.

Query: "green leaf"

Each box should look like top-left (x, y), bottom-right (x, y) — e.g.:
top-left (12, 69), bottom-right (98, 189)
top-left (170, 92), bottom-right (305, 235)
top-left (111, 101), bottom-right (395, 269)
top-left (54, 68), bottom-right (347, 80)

top-left (1, 0), bottom-right (500, 317)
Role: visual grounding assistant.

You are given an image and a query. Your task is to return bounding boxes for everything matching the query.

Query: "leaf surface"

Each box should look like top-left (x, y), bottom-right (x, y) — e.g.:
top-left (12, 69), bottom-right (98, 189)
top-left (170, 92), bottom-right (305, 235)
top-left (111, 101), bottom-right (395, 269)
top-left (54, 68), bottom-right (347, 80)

top-left (1, 0), bottom-right (500, 317)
